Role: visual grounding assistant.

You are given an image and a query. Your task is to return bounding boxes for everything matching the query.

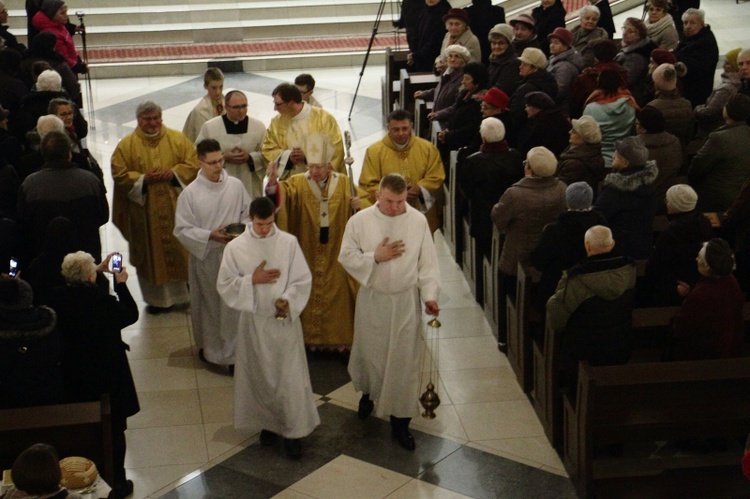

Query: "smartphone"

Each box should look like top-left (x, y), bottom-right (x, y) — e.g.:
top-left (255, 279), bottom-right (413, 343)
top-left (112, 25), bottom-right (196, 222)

top-left (8, 257), bottom-right (18, 277)
top-left (111, 253), bottom-right (123, 273)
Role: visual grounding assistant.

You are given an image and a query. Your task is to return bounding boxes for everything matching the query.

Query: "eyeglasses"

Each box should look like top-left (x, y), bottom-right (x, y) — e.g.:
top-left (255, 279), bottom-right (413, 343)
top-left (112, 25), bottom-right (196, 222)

top-left (273, 100), bottom-right (288, 109)
top-left (200, 158), bottom-right (225, 166)
top-left (226, 104), bottom-right (248, 110)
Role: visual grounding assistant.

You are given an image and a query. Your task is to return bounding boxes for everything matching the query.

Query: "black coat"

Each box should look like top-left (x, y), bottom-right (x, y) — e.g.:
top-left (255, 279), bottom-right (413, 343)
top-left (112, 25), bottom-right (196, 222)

top-left (532, 1), bottom-right (567, 56)
top-left (488, 49), bottom-right (520, 97)
top-left (675, 25), bottom-right (720, 107)
top-left (465, 0), bottom-right (505, 65)
top-left (442, 91), bottom-right (483, 151)
top-left (508, 70), bottom-right (558, 147)
top-left (49, 281), bottom-right (140, 419)
top-left (517, 107), bottom-right (571, 157)
top-left (409, 0), bottom-right (451, 72)
top-left (556, 142), bottom-right (605, 195)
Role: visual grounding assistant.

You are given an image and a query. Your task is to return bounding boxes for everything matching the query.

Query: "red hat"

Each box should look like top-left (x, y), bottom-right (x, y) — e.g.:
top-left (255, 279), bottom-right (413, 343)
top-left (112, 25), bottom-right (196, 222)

top-left (650, 48), bottom-right (677, 65)
top-left (442, 8), bottom-right (470, 25)
top-left (482, 88), bottom-right (510, 111)
top-left (548, 27), bottom-right (573, 47)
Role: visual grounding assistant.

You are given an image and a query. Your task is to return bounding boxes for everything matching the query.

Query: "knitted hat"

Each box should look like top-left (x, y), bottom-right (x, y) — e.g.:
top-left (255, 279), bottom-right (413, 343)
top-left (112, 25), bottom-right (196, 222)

top-left (652, 63), bottom-right (677, 91)
top-left (571, 115), bottom-right (602, 144)
top-left (624, 18), bottom-right (647, 39)
top-left (526, 146), bottom-right (557, 177)
top-left (482, 87), bottom-right (510, 110)
top-left (725, 93), bottom-right (750, 122)
top-left (636, 105), bottom-right (666, 133)
top-left (0, 278), bottom-right (33, 311)
top-left (615, 136), bottom-right (649, 166)
top-left (41, 0), bottom-right (64, 19)
top-left (703, 238), bottom-right (735, 277)
top-left (443, 8), bottom-right (470, 25)
top-left (665, 184), bottom-right (698, 213)
top-left (650, 48), bottom-right (676, 65)
top-left (488, 23), bottom-right (514, 44)
top-left (480, 117), bottom-right (506, 143)
top-left (525, 91), bottom-right (555, 109)
top-left (518, 47), bottom-right (547, 69)
top-left (510, 14), bottom-right (536, 31)
top-left (725, 48), bottom-right (742, 72)
top-left (566, 182), bottom-right (594, 210)
top-left (548, 27), bottom-right (574, 47)
top-left (445, 44), bottom-right (471, 62)
top-left (592, 39), bottom-right (618, 62)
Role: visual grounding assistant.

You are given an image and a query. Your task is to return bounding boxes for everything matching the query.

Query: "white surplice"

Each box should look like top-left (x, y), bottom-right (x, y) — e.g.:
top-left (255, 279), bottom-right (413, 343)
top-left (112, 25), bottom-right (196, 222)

top-left (338, 203), bottom-right (441, 418)
top-left (216, 224), bottom-right (320, 438)
top-left (174, 170), bottom-right (251, 365)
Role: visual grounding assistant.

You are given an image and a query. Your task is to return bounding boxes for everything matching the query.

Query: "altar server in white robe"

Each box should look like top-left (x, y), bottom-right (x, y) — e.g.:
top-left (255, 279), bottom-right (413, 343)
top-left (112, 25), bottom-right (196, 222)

top-left (196, 90), bottom-right (266, 198)
top-left (174, 139), bottom-right (251, 367)
top-left (338, 173), bottom-right (441, 451)
top-left (216, 196), bottom-right (319, 458)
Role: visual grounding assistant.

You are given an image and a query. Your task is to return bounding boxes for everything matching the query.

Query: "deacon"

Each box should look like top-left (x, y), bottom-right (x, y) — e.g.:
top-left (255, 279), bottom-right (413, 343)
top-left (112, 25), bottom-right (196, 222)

top-left (266, 133), bottom-right (369, 352)
top-left (339, 173), bottom-right (441, 451)
top-left (196, 90), bottom-right (266, 198)
top-left (111, 101), bottom-right (198, 313)
top-left (216, 197), bottom-right (319, 459)
top-left (174, 139), bottom-right (251, 368)
top-left (261, 83), bottom-right (345, 180)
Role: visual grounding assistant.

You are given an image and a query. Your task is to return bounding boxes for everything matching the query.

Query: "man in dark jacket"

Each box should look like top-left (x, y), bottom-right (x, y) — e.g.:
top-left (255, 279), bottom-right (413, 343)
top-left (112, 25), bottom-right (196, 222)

top-left (17, 130), bottom-right (108, 265)
top-left (508, 47), bottom-right (558, 149)
top-left (517, 90), bottom-right (571, 156)
top-left (407, 0), bottom-right (450, 72)
top-left (674, 8), bottom-right (719, 107)
top-left (465, 0), bottom-right (505, 65)
top-left (546, 225), bottom-right (636, 383)
top-left (594, 136), bottom-right (658, 259)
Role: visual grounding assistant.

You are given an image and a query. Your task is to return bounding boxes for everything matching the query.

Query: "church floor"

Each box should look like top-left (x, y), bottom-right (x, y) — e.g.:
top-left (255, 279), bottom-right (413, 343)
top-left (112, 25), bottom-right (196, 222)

top-left (81, 3), bottom-right (750, 496)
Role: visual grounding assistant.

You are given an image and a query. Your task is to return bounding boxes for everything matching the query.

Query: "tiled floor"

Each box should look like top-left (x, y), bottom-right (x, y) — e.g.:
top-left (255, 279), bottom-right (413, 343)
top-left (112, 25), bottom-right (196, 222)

top-left (79, 2), bottom-right (750, 497)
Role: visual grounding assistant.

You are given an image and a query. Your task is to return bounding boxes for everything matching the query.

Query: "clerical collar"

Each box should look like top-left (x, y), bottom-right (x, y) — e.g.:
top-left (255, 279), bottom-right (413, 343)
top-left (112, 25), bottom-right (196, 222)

top-left (250, 225), bottom-right (275, 239)
top-left (292, 102), bottom-right (311, 121)
top-left (393, 139), bottom-right (409, 151)
top-left (222, 115), bottom-right (248, 134)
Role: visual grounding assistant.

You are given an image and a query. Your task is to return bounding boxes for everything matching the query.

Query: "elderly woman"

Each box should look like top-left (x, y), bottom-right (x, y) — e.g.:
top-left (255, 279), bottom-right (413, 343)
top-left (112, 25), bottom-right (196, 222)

top-left (646, 63), bottom-right (693, 147)
top-left (48, 251), bottom-right (139, 499)
top-left (615, 18), bottom-right (657, 95)
top-left (571, 5), bottom-right (608, 68)
top-left (17, 68), bottom-right (68, 140)
top-left (546, 28), bottom-right (584, 101)
top-left (407, 0), bottom-right (451, 72)
top-left (510, 14), bottom-right (541, 55)
top-left (31, 0), bottom-right (85, 74)
top-left (671, 238), bottom-right (744, 360)
top-left (644, 184), bottom-right (714, 306)
top-left (532, 0), bottom-right (567, 56)
top-left (435, 8), bottom-right (481, 72)
top-left (635, 105), bottom-right (682, 212)
top-left (416, 44), bottom-right (469, 117)
top-left (556, 115), bottom-right (605, 193)
top-left (582, 69), bottom-right (638, 167)
top-left (508, 48), bottom-right (558, 148)
top-left (694, 48), bottom-right (742, 137)
top-left (645, 0), bottom-right (679, 51)
top-left (487, 23), bottom-right (520, 96)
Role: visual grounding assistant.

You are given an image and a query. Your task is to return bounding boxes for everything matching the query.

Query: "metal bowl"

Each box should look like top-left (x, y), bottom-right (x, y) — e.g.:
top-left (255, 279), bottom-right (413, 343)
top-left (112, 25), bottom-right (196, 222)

top-left (224, 223), bottom-right (246, 239)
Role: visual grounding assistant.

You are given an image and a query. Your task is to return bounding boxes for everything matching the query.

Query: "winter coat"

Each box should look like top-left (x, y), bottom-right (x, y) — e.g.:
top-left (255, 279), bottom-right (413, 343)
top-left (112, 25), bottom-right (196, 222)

top-left (582, 96), bottom-right (637, 167)
top-left (689, 122), bottom-right (750, 212)
top-left (530, 208), bottom-right (607, 311)
top-left (568, 61), bottom-right (628, 118)
top-left (419, 66), bottom-right (464, 116)
top-left (532, 0), bottom-right (567, 56)
top-left (647, 89), bottom-right (695, 148)
top-left (644, 210), bottom-right (714, 306)
top-left (488, 49), bottom-right (521, 97)
top-left (437, 90), bottom-right (483, 152)
top-left (547, 252), bottom-right (637, 368)
top-left (672, 274), bottom-right (744, 360)
top-left (465, 0), bottom-right (506, 65)
top-left (594, 160), bottom-right (659, 259)
top-left (48, 282), bottom-right (140, 420)
top-left (675, 25), bottom-right (720, 107)
top-left (508, 69), bottom-right (559, 147)
top-left (437, 27), bottom-right (482, 68)
top-left (491, 175), bottom-right (567, 275)
top-left (512, 36), bottom-right (542, 57)
top-left (517, 107), bottom-right (571, 157)
top-left (556, 142), bottom-right (605, 194)
top-left (694, 72), bottom-right (741, 136)
top-left (646, 14), bottom-right (679, 51)
top-left (571, 26), bottom-right (608, 68)
top-left (615, 37), bottom-right (657, 102)
top-left (409, 0), bottom-right (451, 72)
top-left (547, 48), bottom-right (585, 102)
top-left (638, 131), bottom-right (682, 213)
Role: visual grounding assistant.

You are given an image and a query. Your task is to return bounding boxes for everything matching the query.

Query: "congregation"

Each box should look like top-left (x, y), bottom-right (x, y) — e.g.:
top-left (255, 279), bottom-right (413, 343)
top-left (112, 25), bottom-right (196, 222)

top-left (1, 0), bottom-right (750, 497)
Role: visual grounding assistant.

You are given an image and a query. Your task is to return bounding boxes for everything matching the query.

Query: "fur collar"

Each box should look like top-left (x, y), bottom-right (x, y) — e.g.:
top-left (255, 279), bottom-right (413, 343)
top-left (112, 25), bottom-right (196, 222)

top-left (603, 160), bottom-right (658, 191)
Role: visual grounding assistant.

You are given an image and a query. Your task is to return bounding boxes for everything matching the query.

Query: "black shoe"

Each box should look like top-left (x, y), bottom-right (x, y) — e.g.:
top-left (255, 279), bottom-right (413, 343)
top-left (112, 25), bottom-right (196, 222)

top-left (259, 429), bottom-right (278, 446)
top-left (392, 427), bottom-right (416, 451)
top-left (284, 438), bottom-right (302, 459)
top-left (114, 479), bottom-right (134, 498)
top-left (146, 305), bottom-right (169, 315)
top-left (198, 349), bottom-right (207, 363)
top-left (358, 394), bottom-right (374, 420)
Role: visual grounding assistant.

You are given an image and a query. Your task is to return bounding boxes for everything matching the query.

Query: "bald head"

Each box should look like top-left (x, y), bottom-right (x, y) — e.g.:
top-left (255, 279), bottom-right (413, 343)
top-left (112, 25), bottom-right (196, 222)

top-left (584, 225), bottom-right (615, 256)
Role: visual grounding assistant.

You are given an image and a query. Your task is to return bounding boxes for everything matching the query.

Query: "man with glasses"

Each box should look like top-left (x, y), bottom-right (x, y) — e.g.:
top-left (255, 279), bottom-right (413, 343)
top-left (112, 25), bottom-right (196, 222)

top-left (111, 100), bottom-right (198, 314)
top-left (196, 90), bottom-right (265, 197)
top-left (175, 138), bottom-right (251, 370)
top-left (262, 83), bottom-right (345, 180)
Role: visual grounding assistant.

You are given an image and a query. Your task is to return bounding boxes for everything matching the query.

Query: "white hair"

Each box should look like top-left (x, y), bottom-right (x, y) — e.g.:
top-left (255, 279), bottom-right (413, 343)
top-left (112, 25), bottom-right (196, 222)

top-left (682, 8), bottom-right (705, 23)
top-left (585, 225), bottom-right (614, 251)
top-left (36, 115), bottom-right (64, 138)
top-left (579, 5), bottom-right (600, 20)
top-left (36, 69), bottom-right (62, 92)
top-left (61, 251), bottom-right (97, 284)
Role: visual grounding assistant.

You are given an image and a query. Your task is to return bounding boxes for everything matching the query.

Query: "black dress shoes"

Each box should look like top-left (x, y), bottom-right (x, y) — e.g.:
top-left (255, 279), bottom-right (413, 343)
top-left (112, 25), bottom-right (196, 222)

top-left (284, 438), bottom-right (302, 459)
top-left (114, 479), bottom-right (134, 498)
top-left (390, 416), bottom-right (416, 451)
top-left (259, 429), bottom-right (278, 446)
top-left (358, 393), bottom-right (374, 420)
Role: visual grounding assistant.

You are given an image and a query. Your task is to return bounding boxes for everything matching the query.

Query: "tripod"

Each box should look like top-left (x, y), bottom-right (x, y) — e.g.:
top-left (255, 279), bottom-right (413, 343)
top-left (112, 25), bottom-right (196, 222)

top-left (76, 11), bottom-right (96, 130)
top-left (348, 0), bottom-right (401, 120)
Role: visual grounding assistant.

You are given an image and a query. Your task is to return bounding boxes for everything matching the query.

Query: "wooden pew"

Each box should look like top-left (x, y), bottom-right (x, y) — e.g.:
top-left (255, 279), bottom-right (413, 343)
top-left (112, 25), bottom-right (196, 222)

top-left (483, 227), bottom-right (504, 345)
top-left (563, 357), bottom-right (750, 499)
top-left (506, 261), bottom-right (541, 394)
top-left (398, 69), bottom-right (439, 116)
top-left (459, 201), bottom-right (483, 305)
top-left (381, 47), bottom-right (408, 125)
top-left (414, 98), bottom-right (434, 139)
top-left (441, 142), bottom-right (462, 265)
top-left (0, 395), bottom-right (114, 486)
